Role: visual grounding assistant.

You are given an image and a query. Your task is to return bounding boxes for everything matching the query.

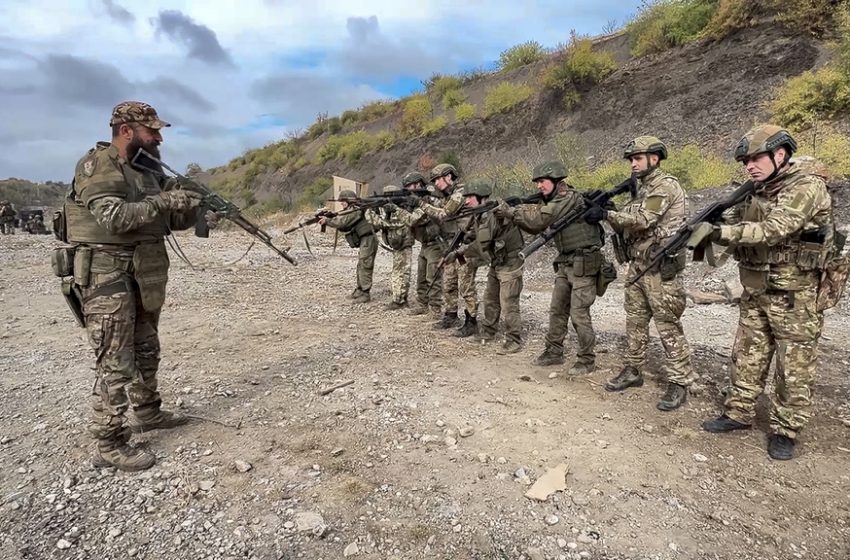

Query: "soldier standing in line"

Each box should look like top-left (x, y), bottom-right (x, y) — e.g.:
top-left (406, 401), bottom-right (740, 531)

top-left (447, 180), bottom-right (525, 354)
top-left (699, 126), bottom-right (837, 460)
top-left (365, 185), bottom-right (415, 309)
top-left (319, 189), bottom-right (378, 303)
top-left (60, 101), bottom-right (214, 471)
top-left (584, 136), bottom-right (697, 411)
top-left (0, 200), bottom-right (16, 234)
top-left (496, 162), bottom-right (607, 373)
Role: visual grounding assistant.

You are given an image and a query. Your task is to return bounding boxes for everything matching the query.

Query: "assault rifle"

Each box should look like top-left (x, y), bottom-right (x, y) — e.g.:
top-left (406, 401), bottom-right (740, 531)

top-left (519, 178), bottom-right (637, 260)
top-left (132, 149), bottom-right (296, 265)
top-left (426, 218), bottom-right (478, 296)
top-left (443, 191), bottom-right (544, 223)
top-left (283, 209), bottom-right (338, 235)
top-left (328, 189), bottom-right (431, 212)
top-left (626, 180), bottom-right (755, 286)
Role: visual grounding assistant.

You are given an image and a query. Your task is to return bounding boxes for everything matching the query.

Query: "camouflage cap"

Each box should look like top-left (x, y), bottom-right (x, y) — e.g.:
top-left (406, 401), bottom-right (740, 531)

top-left (401, 171), bottom-right (426, 187)
top-left (734, 125), bottom-right (797, 162)
top-left (109, 101), bottom-right (171, 129)
top-left (463, 178), bottom-right (493, 198)
top-left (338, 189), bottom-right (357, 200)
top-left (532, 161), bottom-right (568, 182)
top-left (429, 163), bottom-right (458, 182)
top-left (623, 136), bottom-right (667, 160)
top-left (383, 185), bottom-right (401, 194)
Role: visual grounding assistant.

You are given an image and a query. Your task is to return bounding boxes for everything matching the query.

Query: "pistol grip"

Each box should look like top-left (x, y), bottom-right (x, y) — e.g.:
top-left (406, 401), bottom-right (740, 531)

top-left (195, 204), bottom-right (210, 238)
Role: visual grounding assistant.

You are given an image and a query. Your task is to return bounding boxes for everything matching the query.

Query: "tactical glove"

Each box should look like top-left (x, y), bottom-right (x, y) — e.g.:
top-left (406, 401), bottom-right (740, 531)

top-left (492, 200), bottom-right (515, 219)
top-left (205, 210), bottom-right (223, 230)
top-left (584, 203), bottom-right (607, 224)
top-left (158, 190), bottom-right (203, 212)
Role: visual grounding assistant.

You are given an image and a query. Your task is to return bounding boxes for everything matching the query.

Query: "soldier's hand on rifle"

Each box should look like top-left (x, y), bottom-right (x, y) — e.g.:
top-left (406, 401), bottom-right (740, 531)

top-left (444, 250), bottom-right (460, 264)
top-left (406, 195), bottom-right (423, 208)
top-left (318, 216), bottom-right (329, 226)
top-left (584, 202), bottom-right (607, 224)
top-left (383, 202), bottom-right (398, 213)
top-left (492, 200), bottom-right (515, 219)
top-left (686, 222), bottom-right (720, 249)
top-left (158, 190), bottom-right (203, 212)
top-left (204, 210), bottom-right (224, 230)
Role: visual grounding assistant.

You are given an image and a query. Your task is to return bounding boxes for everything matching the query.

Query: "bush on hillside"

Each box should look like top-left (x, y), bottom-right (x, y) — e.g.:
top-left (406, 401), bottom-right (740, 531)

top-left (627, 0), bottom-right (718, 57)
top-left (664, 144), bottom-right (740, 189)
top-left (326, 117), bottom-right (343, 134)
top-left (359, 100), bottom-right (396, 121)
top-left (317, 131), bottom-right (396, 165)
top-left (498, 40), bottom-right (547, 71)
top-left (297, 176), bottom-right (333, 209)
top-left (776, 0), bottom-right (848, 36)
top-left (400, 95), bottom-right (432, 137)
top-left (454, 102), bottom-right (476, 122)
top-left (441, 88), bottom-right (466, 110)
top-left (703, 0), bottom-right (760, 38)
top-left (795, 122), bottom-right (850, 178)
top-left (341, 110), bottom-right (360, 126)
top-left (427, 75), bottom-right (463, 99)
top-left (541, 33), bottom-right (616, 109)
top-left (483, 82), bottom-right (533, 117)
top-left (422, 116), bottom-right (447, 136)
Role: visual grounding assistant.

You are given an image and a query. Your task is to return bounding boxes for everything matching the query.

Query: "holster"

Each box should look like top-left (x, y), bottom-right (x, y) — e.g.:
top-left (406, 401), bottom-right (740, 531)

top-left (61, 277), bottom-right (85, 328)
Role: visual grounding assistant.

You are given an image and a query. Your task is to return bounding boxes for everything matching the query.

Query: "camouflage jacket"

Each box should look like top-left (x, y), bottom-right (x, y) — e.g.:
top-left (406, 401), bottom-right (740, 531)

top-left (606, 168), bottom-right (688, 262)
top-left (461, 210), bottom-right (523, 270)
top-left (365, 207), bottom-right (414, 250)
top-left (718, 162), bottom-right (834, 291)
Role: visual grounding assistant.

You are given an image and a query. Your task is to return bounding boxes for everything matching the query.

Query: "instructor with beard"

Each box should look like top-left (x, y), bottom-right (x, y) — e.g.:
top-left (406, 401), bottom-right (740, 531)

top-left (62, 101), bottom-right (215, 471)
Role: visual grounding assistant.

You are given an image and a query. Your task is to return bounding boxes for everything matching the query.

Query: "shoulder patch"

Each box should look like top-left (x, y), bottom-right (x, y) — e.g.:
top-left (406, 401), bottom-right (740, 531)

top-left (82, 157), bottom-right (96, 177)
top-left (644, 194), bottom-right (667, 213)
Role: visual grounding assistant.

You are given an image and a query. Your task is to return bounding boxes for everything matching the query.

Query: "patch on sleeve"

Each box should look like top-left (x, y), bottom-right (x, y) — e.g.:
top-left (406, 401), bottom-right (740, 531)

top-left (786, 188), bottom-right (814, 215)
top-left (644, 194), bottom-right (666, 213)
top-left (82, 156), bottom-right (97, 177)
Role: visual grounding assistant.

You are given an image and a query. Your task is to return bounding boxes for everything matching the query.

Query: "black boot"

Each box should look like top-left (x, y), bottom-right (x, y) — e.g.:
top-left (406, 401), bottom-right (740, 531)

top-left (767, 434), bottom-right (795, 460)
top-left (656, 383), bottom-right (688, 411)
top-left (434, 312), bottom-right (460, 330)
top-left (605, 366), bottom-right (643, 392)
top-left (534, 350), bottom-right (565, 366)
top-left (702, 415), bottom-right (750, 433)
top-left (453, 311), bottom-right (478, 337)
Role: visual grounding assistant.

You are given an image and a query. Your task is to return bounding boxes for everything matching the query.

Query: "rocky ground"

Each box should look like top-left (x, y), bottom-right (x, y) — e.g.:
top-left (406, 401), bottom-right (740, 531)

top-left (1, 218), bottom-right (849, 560)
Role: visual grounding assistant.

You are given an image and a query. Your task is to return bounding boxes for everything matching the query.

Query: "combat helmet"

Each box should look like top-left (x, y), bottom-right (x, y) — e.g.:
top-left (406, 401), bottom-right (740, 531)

top-left (430, 163), bottom-right (458, 182)
top-left (338, 189), bottom-right (357, 200)
top-left (464, 179), bottom-right (493, 198)
top-left (734, 125), bottom-right (797, 162)
top-left (402, 171), bottom-right (426, 188)
top-left (532, 161), bottom-right (568, 182)
top-left (383, 185), bottom-right (401, 194)
top-left (623, 136), bottom-right (668, 161)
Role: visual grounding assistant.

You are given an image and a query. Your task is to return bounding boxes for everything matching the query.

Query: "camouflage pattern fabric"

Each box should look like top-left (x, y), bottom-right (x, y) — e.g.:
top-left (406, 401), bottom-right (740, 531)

top-left (390, 247), bottom-right (412, 305)
top-left (545, 264), bottom-right (598, 365)
top-left (109, 101), bottom-right (171, 129)
top-left (716, 162), bottom-right (833, 438)
top-left (366, 208), bottom-right (413, 304)
top-left (609, 169), bottom-right (696, 385)
top-left (480, 265), bottom-right (523, 344)
top-left (327, 211), bottom-right (378, 293)
top-left (0, 203), bottom-right (16, 234)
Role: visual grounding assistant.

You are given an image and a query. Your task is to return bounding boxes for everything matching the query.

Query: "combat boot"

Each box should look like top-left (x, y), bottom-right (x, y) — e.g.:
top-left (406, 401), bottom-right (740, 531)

top-left (568, 362), bottom-right (595, 376)
top-left (130, 409), bottom-right (190, 434)
top-left (767, 434), bottom-right (795, 460)
top-left (605, 366), bottom-right (643, 392)
top-left (534, 350), bottom-right (564, 367)
top-left (92, 442), bottom-right (156, 472)
top-left (408, 303), bottom-right (429, 315)
top-left (656, 382), bottom-right (687, 411)
top-left (479, 331), bottom-right (497, 343)
top-left (352, 290), bottom-right (371, 304)
top-left (453, 311), bottom-right (478, 338)
top-left (348, 288), bottom-right (362, 300)
top-left (434, 312), bottom-right (459, 329)
top-left (385, 301), bottom-right (406, 311)
top-left (496, 340), bottom-right (522, 354)
top-left (702, 415), bottom-right (750, 433)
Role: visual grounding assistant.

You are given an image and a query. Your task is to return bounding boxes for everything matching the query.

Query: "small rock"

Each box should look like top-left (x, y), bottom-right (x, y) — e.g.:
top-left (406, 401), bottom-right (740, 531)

top-left (435, 420), bottom-right (446, 428)
top-left (459, 426), bottom-right (474, 438)
top-left (0, 436), bottom-right (14, 444)
top-left (572, 494), bottom-right (589, 506)
top-left (557, 538), bottom-right (568, 548)
top-left (453, 523), bottom-right (462, 533)
top-left (56, 539), bottom-right (72, 550)
top-left (444, 437), bottom-right (457, 446)
top-left (693, 453), bottom-right (709, 463)
top-left (545, 514), bottom-right (560, 526)
top-left (519, 374), bottom-right (533, 382)
top-left (527, 547), bottom-right (545, 560)
top-left (294, 511), bottom-right (326, 535)
top-left (331, 448), bottom-right (345, 457)
top-left (477, 453), bottom-right (488, 464)
top-left (548, 372), bottom-right (558, 379)
top-left (343, 542), bottom-right (359, 557)
top-left (283, 521), bottom-right (295, 529)
top-left (107, 527), bottom-right (122, 539)
top-left (577, 533), bottom-right (594, 544)
top-left (497, 457), bottom-right (507, 464)
top-left (234, 460), bottom-right (253, 473)
top-left (198, 480), bottom-right (216, 491)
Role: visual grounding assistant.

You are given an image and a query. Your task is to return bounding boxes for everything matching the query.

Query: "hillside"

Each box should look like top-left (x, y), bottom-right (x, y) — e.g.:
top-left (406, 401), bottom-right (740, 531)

top-left (200, 2), bottom-right (849, 212)
top-left (0, 178), bottom-right (67, 209)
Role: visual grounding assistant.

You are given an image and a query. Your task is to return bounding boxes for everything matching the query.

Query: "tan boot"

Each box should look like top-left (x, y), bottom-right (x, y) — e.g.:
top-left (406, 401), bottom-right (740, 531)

top-left (92, 444), bottom-right (155, 472)
top-left (130, 409), bottom-right (190, 434)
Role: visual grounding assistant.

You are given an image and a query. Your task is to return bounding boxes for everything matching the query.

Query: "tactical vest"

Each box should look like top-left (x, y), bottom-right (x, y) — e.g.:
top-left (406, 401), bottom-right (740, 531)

top-left (622, 170), bottom-right (686, 261)
top-left (65, 143), bottom-right (169, 245)
top-left (412, 221), bottom-right (442, 245)
top-left (477, 213), bottom-right (524, 267)
top-left (336, 212), bottom-right (373, 238)
top-left (541, 193), bottom-right (603, 260)
top-left (734, 172), bottom-right (834, 272)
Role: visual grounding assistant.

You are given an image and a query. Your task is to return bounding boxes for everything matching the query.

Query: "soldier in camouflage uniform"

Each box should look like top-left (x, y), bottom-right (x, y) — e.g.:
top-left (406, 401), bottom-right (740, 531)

top-left (319, 190), bottom-right (378, 303)
top-left (585, 136), bottom-right (696, 411)
top-left (450, 180), bottom-right (525, 353)
top-left (701, 126), bottom-right (836, 461)
top-left (63, 101), bottom-right (213, 471)
top-left (398, 172), bottom-right (444, 316)
top-left (416, 164), bottom-right (480, 336)
top-left (365, 185), bottom-right (414, 309)
top-left (0, 201), bottom-right (16, 234)
top-left (497, 161), bottom-right (607, 373)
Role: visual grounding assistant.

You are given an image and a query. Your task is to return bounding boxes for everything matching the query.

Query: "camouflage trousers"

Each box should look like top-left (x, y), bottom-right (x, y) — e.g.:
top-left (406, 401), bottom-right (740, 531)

top-left (481, 263), bottom-right (523, 344)
top-left (624, 266), bottom-right (696, 386)
top-left (724, 284), bottom-right (823, 439)
top-left (0, 218), bottom-right (14, 234)
top-left (443, 260), bottom-right (478, 316)
top-left (390, 247), bottom-right (412, 304)
top-left (355, 234), bottom-right (378, 293)
top-left (415, 242), bottom-right (443, 311)
top-left (545, 263), bottom-right (598, 366)
top-left (81, 268), bottom-right (162, 443)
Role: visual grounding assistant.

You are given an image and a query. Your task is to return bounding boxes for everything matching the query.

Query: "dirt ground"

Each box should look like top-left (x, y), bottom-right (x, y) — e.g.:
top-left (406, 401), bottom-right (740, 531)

top-left (1, 223), bottom-right (849, 560)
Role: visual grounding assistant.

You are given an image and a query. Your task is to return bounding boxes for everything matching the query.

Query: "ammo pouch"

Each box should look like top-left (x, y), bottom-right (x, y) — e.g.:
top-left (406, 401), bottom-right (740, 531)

top-left (52, 209), bottom-right (68, 243)
top-left (659, 251), bottom-right (687, 281)
top-left (611, 233), bottom-right (630, 265)
top-left (571, 252), bottom-right (602, 277)
top-left (344, 230), bottom-right (362, 248)
top-left (133, 243), bottom-right (169, 311)
top-left (73, 246), bottom-right (93, 287)
top-left (596, 260), bottom-right (618, 297)
top-left (51, 246), bottom-right (75, 277)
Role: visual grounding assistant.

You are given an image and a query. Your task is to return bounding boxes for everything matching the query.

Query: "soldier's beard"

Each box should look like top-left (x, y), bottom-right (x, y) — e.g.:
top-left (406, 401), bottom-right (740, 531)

top-left (128, 137), bottom-right (161, 163)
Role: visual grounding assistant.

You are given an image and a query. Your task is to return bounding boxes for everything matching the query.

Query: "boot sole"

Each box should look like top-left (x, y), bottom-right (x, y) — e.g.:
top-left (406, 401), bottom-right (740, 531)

top-left (605, 377), bottom-right (644, 392)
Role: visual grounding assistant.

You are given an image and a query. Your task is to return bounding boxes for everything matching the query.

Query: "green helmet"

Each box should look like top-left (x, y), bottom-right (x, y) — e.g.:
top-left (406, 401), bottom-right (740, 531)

top-left (338, 189), bottom-right (357, 200)
top-left (531, 161), bottom-right (568, 182)
top-left (383, 185), bottom-right (401, 194)
top-left (464, 179), bottom-right (493, 198)
top-left (623, 136), bottom-right (668, 161)
top-left (402, 171), bottom-right (426, 187)
top-left (734, 125), bottom-right (797, 162)
top-left (429, 163), bottom-right (458, 182)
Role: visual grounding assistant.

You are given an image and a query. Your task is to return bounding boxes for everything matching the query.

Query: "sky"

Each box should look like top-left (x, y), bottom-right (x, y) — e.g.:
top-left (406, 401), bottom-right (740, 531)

top-left (0, 0), bottom-right (643, 182)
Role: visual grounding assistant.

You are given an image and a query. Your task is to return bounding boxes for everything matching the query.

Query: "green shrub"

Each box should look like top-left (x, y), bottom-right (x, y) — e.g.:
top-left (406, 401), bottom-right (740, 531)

top-left (454, 102), bottom-right (476, 122)
top-left (541, 34), bottom-right (616, 107)
top-left (483, 82), bottom-right (533, 117)
top-left (627, 0), bottom-right (718, 57)
top-left (306, 120), bottom-right (326, 140)
top-left (703, 0), bottom-right (759, 38)
top-left (441, 88), bottom-right (466, 110)
top-left (372, 130), bottom-right (396, 151)
top-left (795, 122), bottom-right (850, 179)
top-left (427, 75), bottom-right (463, 98)
top-left (422, 116), bottom-right (447, 136)
top-left (341, 110), bottom-right (360, 126)
top-left (317, 131), bottom-right (396, 164)
top-left (326, 116), bottom-right (343, 134)
top-left (775, 0), bottom-right (847, 36)
top-left (298, 177), bottom-right (333, 209)
top-left (359, 100), bottom-right (396, 121)
top-left (498, 40), bottom-right (547, 71)
top-left (663, 144), bottom-right (740, 190)
top-left (400, 95), bottom-right (432, 137)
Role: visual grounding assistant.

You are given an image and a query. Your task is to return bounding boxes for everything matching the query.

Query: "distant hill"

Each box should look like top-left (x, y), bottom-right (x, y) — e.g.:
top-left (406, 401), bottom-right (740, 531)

top-left (0, 178), bottom-right (67, 209)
